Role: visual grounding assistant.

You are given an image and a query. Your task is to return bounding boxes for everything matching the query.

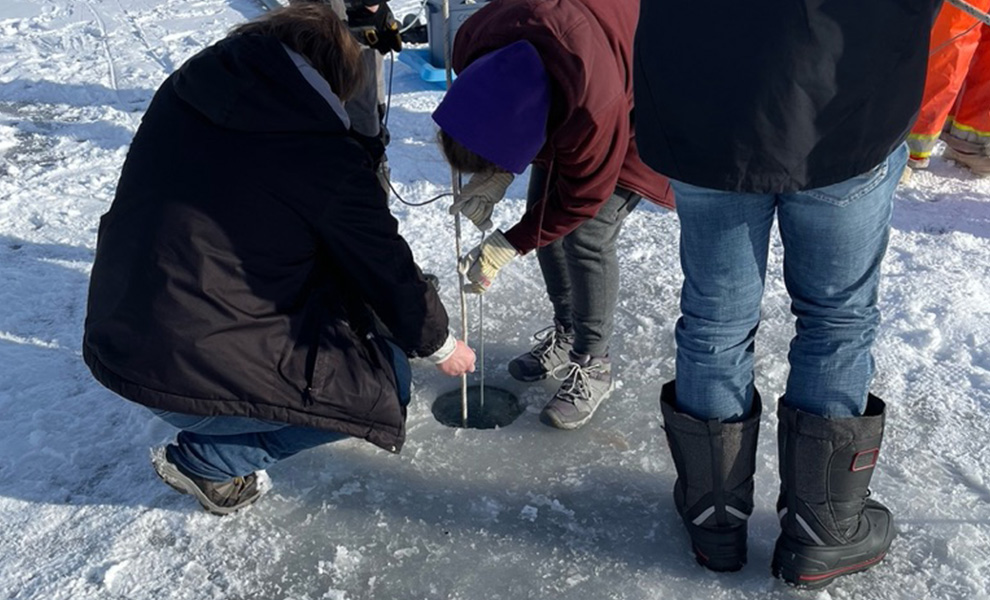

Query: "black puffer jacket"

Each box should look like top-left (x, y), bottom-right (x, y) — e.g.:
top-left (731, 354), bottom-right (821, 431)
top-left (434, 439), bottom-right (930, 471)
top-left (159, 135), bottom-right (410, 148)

top-left (83, 34), bottom-right (448, 453)
top-left (634, 0), bottom-right (942, 193)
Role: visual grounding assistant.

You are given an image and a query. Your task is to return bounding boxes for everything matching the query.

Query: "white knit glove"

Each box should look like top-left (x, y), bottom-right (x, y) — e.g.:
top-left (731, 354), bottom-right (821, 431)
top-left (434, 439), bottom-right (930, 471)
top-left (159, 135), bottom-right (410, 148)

top-left (448, 170), bottom-right (514, 231)
top-left (458, 230), bottom-right (518, 294)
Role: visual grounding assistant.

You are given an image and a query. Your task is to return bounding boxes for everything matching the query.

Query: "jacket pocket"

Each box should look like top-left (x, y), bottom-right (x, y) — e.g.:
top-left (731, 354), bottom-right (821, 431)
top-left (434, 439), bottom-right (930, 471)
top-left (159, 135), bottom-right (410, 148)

top-left (307, 320), bottom-right (386, 418)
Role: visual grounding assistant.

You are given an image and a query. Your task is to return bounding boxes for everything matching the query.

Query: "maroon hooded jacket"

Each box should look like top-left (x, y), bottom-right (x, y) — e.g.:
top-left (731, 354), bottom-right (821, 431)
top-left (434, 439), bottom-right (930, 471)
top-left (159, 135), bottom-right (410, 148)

top-left (452, 0), bottom-right (674, 254)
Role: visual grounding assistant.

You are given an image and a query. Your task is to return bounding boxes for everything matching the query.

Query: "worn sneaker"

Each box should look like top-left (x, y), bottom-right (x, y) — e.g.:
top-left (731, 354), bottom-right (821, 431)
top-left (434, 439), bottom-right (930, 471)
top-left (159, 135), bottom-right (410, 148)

top-left (507, 321), bottom-right (575, 382)
top-left (539, 353), bottom-right (614, 430)
top-left (151, 446), bottom-right (268, 516)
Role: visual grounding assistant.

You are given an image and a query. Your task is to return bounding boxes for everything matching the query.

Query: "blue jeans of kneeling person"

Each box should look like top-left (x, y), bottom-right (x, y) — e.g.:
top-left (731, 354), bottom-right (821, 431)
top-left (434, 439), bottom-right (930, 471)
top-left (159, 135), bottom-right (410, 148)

top-left (152, 340), bottom-right (412, 481)
top-left (670, 144), bottom-right (907, 421)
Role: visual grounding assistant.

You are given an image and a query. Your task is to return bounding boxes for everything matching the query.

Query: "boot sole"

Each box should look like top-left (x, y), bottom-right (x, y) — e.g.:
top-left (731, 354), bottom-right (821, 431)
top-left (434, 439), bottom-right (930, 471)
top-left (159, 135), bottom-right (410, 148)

top-left (944, 148), bottom-right (990, 176)
top-left (772, 549), bottom-right (886, 589)
top-left (684, 520), bottom-right (748, 572)
top-left (771, 507), bottom-right (894, 589)
top-left (150, 447), bottom-right (266, 516)
top-left (693, 547), bottom-right (745, 573)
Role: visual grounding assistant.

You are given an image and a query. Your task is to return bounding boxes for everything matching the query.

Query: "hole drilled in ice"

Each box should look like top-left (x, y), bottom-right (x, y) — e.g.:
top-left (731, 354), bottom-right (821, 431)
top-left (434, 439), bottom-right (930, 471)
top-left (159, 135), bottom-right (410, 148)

top-left (432, 385), bottom-right (522, 429)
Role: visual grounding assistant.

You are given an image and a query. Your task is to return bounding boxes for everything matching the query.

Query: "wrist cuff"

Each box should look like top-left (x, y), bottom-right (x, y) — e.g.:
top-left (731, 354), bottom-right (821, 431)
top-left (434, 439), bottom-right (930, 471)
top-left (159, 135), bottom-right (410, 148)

top-left (425, 331), bottom-right (457, 364)
top-left (485, 230), bottom-right (519, 268)
top-left (488, 171), bottom-right (515, 195)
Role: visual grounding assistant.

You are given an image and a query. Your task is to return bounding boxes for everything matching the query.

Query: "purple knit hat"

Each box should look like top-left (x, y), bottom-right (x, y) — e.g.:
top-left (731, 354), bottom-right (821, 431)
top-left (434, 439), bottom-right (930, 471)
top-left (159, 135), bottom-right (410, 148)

top-left (432, 40), bottom-right (550, 174)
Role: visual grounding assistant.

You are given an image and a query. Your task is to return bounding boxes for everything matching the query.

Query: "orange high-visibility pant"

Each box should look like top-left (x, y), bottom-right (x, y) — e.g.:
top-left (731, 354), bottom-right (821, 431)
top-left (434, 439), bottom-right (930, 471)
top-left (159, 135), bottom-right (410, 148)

top-left (908, 0), bottom-right (990, 160)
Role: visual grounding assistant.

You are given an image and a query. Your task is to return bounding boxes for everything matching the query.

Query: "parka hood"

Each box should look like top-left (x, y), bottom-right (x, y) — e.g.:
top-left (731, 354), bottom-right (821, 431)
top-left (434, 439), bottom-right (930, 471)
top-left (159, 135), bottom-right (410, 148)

top-left (171, 33), bottom-right (349, 134)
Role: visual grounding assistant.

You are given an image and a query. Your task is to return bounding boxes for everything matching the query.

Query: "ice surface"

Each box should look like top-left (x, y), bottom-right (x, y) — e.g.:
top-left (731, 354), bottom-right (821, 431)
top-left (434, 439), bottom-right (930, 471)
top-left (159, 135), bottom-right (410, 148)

top-left (1, 0), bottom-right (989, 598)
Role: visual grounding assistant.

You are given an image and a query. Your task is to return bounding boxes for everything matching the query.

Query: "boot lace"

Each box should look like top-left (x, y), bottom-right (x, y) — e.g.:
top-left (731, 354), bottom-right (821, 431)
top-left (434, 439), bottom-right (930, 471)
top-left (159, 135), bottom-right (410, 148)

top-left (529, 325), bottom-right (567, 361)
top-left (213, 475), bottom-right (254, 507)
top-left (550, 360), bottom-right (602, 406)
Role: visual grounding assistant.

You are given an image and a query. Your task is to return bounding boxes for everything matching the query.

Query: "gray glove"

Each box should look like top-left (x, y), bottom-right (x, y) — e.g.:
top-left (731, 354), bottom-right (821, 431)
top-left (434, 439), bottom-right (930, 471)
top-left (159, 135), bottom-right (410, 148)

top-left (449, 170), bottom-right (514, 231)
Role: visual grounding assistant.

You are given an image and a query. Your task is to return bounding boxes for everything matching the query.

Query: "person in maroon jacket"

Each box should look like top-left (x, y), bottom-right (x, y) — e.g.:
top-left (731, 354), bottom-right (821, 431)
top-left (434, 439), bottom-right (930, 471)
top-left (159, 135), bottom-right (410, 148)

top-left (431, 0), bottom-right (673, 431)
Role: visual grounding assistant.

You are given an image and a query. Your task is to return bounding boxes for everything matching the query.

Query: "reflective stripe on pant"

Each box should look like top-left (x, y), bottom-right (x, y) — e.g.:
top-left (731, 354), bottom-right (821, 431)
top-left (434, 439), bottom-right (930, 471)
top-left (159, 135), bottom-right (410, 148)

top-left (908, 0), bottom-right (990, 159)
top-left (948, 21), bottom-right (990, 145)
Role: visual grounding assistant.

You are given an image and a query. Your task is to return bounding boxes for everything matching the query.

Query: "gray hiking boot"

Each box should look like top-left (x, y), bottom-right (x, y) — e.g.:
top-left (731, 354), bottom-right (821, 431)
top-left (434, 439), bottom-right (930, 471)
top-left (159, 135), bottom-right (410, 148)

top-left (539, 353), bottom-right (614, 430)
top-left (151, 446), bottom-right (268, 516)
top-left (507, 321), bottom-right (575, 382)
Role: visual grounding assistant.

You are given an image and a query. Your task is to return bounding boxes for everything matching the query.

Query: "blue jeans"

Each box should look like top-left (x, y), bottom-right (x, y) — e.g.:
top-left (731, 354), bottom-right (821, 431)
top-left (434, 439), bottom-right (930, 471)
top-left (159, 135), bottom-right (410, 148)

top-left (153, 339), bottom-right (412, 481)
top-left (671, 144), bottom-right (907, 421)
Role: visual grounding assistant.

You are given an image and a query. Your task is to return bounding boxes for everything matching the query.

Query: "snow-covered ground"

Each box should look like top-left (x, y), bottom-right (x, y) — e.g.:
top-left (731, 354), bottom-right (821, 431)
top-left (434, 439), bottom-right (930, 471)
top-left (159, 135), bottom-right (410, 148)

top-left (2, 0), bottom-right (990, 598)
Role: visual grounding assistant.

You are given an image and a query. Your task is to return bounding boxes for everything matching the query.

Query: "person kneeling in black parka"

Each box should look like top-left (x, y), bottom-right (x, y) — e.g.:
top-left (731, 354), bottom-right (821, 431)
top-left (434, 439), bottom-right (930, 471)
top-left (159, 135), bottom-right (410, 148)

top-left (82, 3), bottom-right (474, 516)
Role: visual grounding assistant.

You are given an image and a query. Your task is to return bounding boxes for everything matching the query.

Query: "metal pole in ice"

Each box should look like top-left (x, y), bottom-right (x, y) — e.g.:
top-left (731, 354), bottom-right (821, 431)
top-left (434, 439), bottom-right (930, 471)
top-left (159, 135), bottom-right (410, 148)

top-left (441, 0), bottom-right (470, 427)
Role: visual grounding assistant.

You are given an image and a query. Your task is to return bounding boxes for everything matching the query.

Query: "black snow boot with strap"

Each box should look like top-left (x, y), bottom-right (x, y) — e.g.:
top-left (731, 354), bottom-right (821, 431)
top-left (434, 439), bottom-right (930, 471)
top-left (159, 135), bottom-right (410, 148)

top-left (772, 395), bottom-right (894, 589)
top-left (660, 381), bottom-right (761, 572)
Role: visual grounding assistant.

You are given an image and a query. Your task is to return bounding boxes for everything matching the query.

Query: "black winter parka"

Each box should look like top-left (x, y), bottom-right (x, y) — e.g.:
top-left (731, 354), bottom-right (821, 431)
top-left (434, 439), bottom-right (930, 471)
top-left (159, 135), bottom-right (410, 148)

top-left (83, 34), bottom-right (448, 453)
top-left (634, 0), bottom-right (943, 193)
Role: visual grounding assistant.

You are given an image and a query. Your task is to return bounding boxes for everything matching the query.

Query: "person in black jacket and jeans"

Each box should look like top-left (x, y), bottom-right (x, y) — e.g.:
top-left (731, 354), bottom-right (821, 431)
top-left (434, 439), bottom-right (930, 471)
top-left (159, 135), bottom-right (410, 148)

top-left (634, 0), bottom-right (942, 588)
top-left (82, 4), bottom-right (474, 516)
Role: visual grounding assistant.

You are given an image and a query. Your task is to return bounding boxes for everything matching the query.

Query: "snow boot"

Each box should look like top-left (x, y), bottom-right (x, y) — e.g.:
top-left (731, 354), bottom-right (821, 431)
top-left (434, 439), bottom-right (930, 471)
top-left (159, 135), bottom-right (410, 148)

top-left (539, 352), bottom-right (613, 430)
top-left (943, 147), bottom-right (990, 176)
top-left (660, 381), bottom-right (761, 572)
top-left (151, 446), bottom-right (268, 516)
top-left (941, 132), bottom-right (990, 176)
top-left (507, 320), bottom-right (575, 382)
top-left (772, 395), bottom-right (894, 589)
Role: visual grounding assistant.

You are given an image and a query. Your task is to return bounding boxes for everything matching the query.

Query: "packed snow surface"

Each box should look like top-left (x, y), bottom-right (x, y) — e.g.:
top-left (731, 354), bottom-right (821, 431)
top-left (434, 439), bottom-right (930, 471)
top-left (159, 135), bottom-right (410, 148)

top-left (2, 0), bottom-right (989, 598)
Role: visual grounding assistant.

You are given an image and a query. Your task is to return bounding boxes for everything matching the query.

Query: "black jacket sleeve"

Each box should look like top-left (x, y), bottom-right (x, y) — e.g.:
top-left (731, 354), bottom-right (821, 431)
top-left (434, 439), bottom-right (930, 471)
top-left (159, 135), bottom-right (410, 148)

top-left (315, 165), bottom-right (449, 357)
